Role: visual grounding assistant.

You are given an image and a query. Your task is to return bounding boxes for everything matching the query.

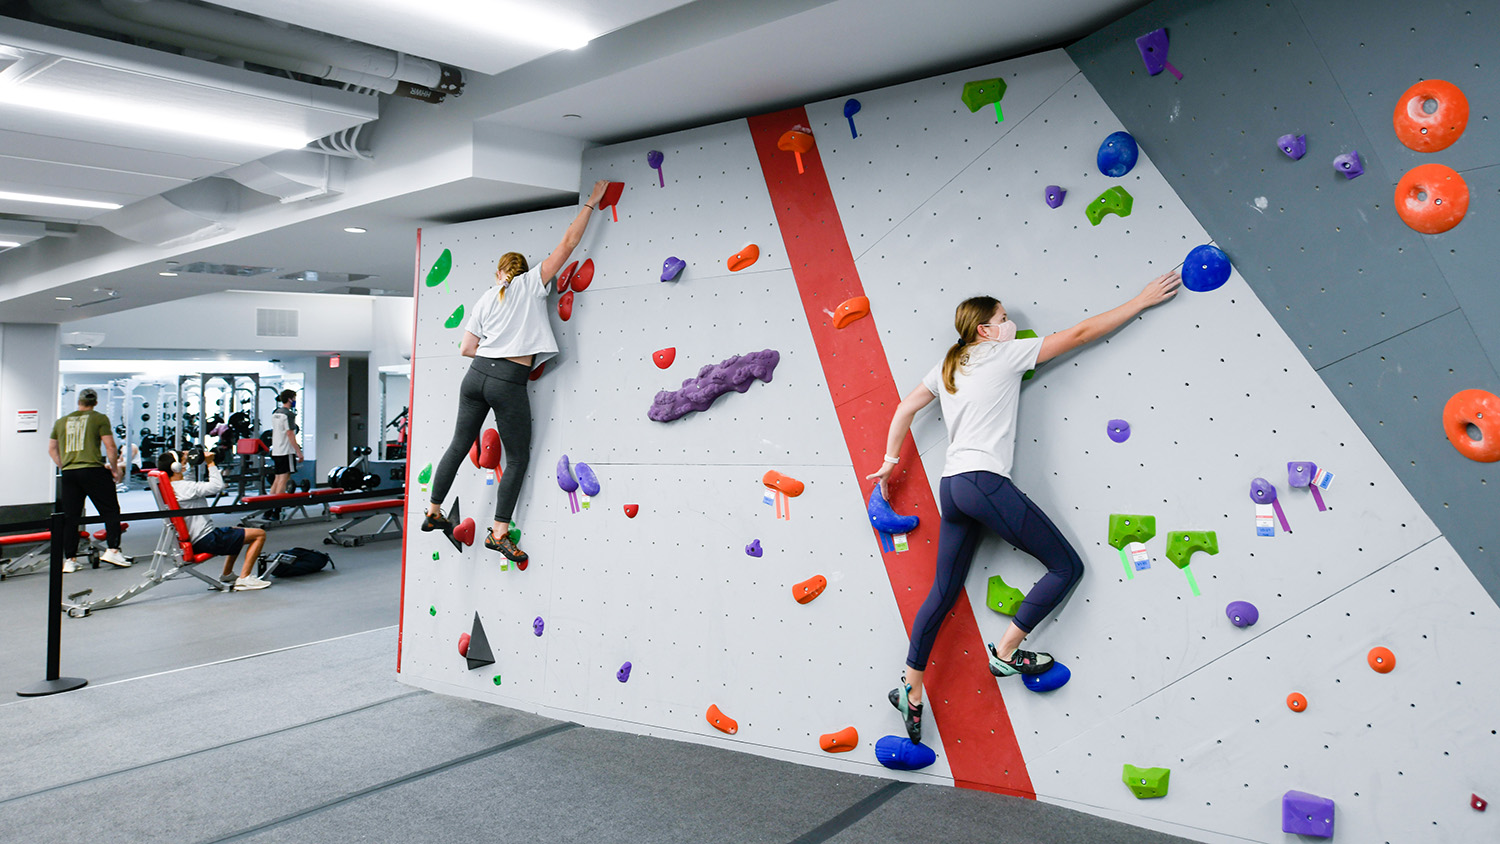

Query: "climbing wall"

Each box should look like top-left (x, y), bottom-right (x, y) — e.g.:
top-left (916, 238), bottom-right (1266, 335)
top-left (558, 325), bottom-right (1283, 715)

top-left (400, 47), bottom-right (1500, 843)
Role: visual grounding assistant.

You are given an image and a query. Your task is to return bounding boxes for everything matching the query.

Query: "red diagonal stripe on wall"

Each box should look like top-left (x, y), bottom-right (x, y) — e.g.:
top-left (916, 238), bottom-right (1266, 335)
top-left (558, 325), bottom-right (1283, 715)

top-left (747, 108), bottom-right (1034, 798)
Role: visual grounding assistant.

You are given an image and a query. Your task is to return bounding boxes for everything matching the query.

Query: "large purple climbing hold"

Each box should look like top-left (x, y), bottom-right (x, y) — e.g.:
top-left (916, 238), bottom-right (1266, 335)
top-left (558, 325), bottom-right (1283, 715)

top-left (1107, 419), bottom-right (1131, 443)
top-left (868, 485), bottom-right (919, 534)
top-left (1281, 790), bottom-right (1335, 838)
top-left (1225, 601), bottom-right (1259, 628)
top-left (1135, 28), bottom-right (1170, 75)
top-left (1278, 133), bottom-right (1307, 160)
top-left (616, 661), bottom-right (632, 683)
top-left (647, 349), bottom-right (781, 422)
top-left (661, 256), bottom-right (685, 282)
top-left (1333, 149), bottom-right (1364, 179)
top-left (1287, 461), bottom-right (1316, 488)
top-left (557, 455), bottom-right (579, 493)
top-left (1045, 185), bottom-right (1066, 208)
top-left (575, 462), bottom-right (600, 497)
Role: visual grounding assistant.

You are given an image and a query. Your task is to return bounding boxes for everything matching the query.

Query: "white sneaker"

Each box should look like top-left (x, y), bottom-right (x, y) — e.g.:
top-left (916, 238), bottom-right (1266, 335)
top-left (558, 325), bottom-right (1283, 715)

top-left (62, 558), bottom-right (78, 573)
top-left (234, 575), bottom-right (272, 591)
top-left (100, 548), bottom-right (131, 568)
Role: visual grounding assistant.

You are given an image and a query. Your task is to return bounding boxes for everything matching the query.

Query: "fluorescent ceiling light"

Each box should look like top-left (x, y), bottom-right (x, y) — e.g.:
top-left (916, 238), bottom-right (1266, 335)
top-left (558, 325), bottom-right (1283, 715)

top-left (0, 239), bottom-right (19, 248)
top-left (55, 296), bottom-right (73, 301)
top-left (343, 226), bottom-right (367, 233)
top-left (158, 271), bottom-right (179, 277)
top-left (0, 190), bottom-right (122, 210)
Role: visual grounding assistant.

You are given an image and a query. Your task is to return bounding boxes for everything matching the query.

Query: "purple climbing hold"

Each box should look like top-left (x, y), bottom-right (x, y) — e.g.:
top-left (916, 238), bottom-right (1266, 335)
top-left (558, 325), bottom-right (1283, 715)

top-left (1249, 477), bottom-right (1278, 504)
top-left (557, 455), bottom-right (579, 493)
top-left (1107, 419), bottom-right (1131, 443)
top-left (647, 150), bottom-right (665, 187)
top-left (1045, 185), bottom-right (1066, 208)
top-left (1333, 149), bottom-right (1364, 179)
top-left (661, 256), bottom-right (685, 282)
top-left (746, 539), bottom-right (763, 558)
top-left (1287, 461), bottom-right (1316, 488)
top-left (576, 462), bottom-right (600, 497)
top-left (1134, 28), bottom-right (1181, 80)
top-left (1225, 600), bottom-right (1258, 628)
top-left (1278, 133), bottom-right (1307, 160)
top-left (647, 349), bottom-right (781, 422)
top-left (533, 616), bottom-right (545, 636)
top-left (616, 662), bottom-right (632, 683)
top-left (1281, 790), bottom-right (1335, 838)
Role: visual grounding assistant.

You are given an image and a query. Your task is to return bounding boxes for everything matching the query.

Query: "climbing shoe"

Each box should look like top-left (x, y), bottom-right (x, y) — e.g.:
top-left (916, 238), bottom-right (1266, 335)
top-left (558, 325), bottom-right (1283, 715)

top-left (887, 683), bottom-right (924, 744)
top-left (484, 528), bottom-right (528, 563)
top-left (421, 511), bottom-right (451, 533)
top-left (987, 643), bottom-right (1054, 677)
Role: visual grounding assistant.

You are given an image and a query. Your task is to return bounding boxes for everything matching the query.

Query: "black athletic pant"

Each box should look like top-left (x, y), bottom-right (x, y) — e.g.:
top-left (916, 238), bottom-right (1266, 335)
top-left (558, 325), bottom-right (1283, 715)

top-left (58, 466), bottom-right (122, 558)
top-left (906, 471), bottom-right (1084, 670)
top-left (430, 357), bottom-right (533, 524)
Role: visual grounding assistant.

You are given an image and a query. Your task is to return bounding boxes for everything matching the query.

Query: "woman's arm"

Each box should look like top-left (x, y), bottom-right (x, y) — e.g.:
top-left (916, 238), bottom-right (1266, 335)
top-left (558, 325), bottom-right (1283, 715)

top-left (865, 384), bottom-right (938, 492)
top-left (1037, 270), bottom-right (1180, 364)
top-left (459, 331), bottom-right (479, 358)
top-left (539, 180), bottom-right (611, 284)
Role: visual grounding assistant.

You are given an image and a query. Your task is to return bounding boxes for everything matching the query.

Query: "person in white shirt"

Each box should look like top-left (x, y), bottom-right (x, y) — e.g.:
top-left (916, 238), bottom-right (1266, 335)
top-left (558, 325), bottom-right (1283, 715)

top-left (868, 270), bottom-right (1181, 743)
top-left (157, 450), bottom-right (271, 591)
top-left (423, 180), bottom-right (610, 563)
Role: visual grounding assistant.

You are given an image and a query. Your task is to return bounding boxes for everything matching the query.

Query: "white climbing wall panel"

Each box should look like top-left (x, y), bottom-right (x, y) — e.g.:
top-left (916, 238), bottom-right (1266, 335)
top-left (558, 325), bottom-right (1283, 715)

top-left (401, 49), bottom-right (1500, 843)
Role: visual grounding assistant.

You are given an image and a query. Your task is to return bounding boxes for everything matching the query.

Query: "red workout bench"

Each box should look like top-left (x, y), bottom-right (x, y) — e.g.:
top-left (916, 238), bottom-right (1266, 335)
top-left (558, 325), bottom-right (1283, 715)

top-left (0, 523), bottom-right (131, 580)
top-left (324, 498), bottom-right (405, 547)
top-left (239, 487), bottom-right (343, 528)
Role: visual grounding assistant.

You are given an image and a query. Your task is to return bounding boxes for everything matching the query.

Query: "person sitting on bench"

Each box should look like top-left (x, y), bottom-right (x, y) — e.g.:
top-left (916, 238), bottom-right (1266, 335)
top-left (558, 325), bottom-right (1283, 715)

top-left (157, 449), bottom-right (271, 591)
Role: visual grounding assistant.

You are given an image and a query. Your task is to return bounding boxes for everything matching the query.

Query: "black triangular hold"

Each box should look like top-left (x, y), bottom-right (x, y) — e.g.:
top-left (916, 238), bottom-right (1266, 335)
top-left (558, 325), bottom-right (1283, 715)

top-left (465, 611), bottom-right (495, 670)
top-left (444, 499), bottom-right (464, 553)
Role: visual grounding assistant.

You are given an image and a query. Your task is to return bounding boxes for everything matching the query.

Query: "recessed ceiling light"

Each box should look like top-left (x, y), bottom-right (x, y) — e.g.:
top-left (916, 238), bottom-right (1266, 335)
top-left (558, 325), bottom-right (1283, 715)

top-left (563, 113), bottom-right (582, 120)
top-left (0, 240), bottom-right (20, 248)
top-left (343, 226), bottom-right (367, 234)
top-left (55, 296), bottom-right (73, 301)
top-left (159, 271), bottom-right (179, 277)
top-left (0, 190), bottom-right (122, 210)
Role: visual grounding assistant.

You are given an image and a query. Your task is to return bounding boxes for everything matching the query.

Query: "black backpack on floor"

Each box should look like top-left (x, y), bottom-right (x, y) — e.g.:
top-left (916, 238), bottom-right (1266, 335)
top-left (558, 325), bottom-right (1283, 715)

top-left (264, 547), bottom-right (334, 578)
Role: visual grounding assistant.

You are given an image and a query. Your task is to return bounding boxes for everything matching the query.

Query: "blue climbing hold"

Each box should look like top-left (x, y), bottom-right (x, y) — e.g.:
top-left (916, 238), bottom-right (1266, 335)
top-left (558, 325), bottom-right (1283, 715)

top-left (1023, 661), bottom-right (1071, 693)
top-left (875, 735), bottom-right (937, 771)
top-left (1182, 244), bottom-right (1231, 292)
top-left (1097, 131), bottom-right (1139, 178)
top-left (868, 485), bottom-right (919, 534)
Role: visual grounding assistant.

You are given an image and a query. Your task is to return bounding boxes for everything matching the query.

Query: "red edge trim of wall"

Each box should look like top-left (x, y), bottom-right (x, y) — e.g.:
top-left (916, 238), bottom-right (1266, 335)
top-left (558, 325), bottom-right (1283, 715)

top-left (397, 227), bottom-right (420, 673)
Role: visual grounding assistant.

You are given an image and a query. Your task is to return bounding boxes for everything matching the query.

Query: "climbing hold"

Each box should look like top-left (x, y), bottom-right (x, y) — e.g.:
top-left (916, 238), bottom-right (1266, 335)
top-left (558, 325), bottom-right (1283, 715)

top-left (1333, 149), bottom-right (1364, 179)
top-left (533, 617), bottom-right (544, 636)
top-left (1251, 477), bottom-right (1291, 535)
top-left (745, 539), bottom-right (762, 557)
top-left (598, 181), bottom-right (624, 221)
top-left (1181, 244), bottom-right (1231, 292)
top-left (1107, 514), bottom-right (1156, 550)
top-left (508, 521), bottom-right (521, 545)
top-left (661, 256), bottom-right (685, 282)
top-left (616, 662), bottom-right (631, 683)
top-left (868, 484), bottom-right (919, 534)
top-left (792, 575), bottom-right (827, 604)
top-left (1287, 462), bottom-right (1315, 487)
top-left (1393, 79), bottom-right (1469, 153)
top-left (1286, 692), bottom-right (1308, 712)
top-left (778, 128), bottom-right (815, 174)
top-left (1443, 389), bottom-right (1500, 462)
top-left (558, 289), bottom-right (574, 321)
top-left (727, 244), bottom-right (760, 272)
top-left (762, 470), bottom-right (804, 497)
top-left (558, 260), bottom-right (578, 292)
top-left (452, 518), bottom-right (476, 547)
top-left (432, 552), bottom-right (440, 561)
top-left (1367, 646), bottom-right (1395, 673)
top-left (652, 348), bottom-right (676, 369)
top-left (417, 463), bottom-right (432, 485)
top-left (647, 150), bottom-right (665, 187)
top-left (572, 258), bottom-right (595, 292)
top-left (623, 504), bottom-right (639, 519)
top-left (1281, 790), bottom-right (1335, 837)
top-left (465, 612), bottom-right (495, 670)
top-left (706, 704), bottom-right (738, 734)
top-left (444, 304), bottom-right (465, 329)
top-left (1165, 531), bottom-right (1217, 568)
top-left (1225, 601), bottom-right (1259, 627)
top-left (429, 605), bottom-right (436, 615)
top-left (458, 632), bottom-right (470, 656)
top-left (1277, 133), bottom-right (1308, 160)
top-left (477, 428), bottom-right (502, 470)
top-left (986, 574), bottom-right (1025, 616)
top-left (875, 735), bottom-right (937, 771)
top-left (557, 455), bottom-right (579, 493)
top-left (529, 363), bottom-right (545, 381)
top-left (960, 77), bottom-right (1007, 123)
top-left (1085, 186), bottom-right (1134, 225)
top-left (1024, 662), bottom-right (1071, 693)
top-left (1134, 28), bottom-right (1181, 80)
top-left (820, 726), bottom-right (859, 752)
top-left (1106, 419), bottom-right (1131, 443)
top-left (492, 675), bottom-right (502, 685)
top-left (648, 349), bottom-right (780, 422)
top-left (1045, 185), bottom-right (1066, 208)
top-left (440, 499), bottom-right (465, 552)
top-left (1121, 764), bottom-right (1171, 799)
top-left (575, 462), bottom-right (600, 497)
top-left (843, 98), bottom-right (861, 138)
top-left (1395, 163), bottom-right (1469, 234)
top-left (424, 248), bottom-right (451, 287)
top-left (832, 296), bottom-right (870, 329)
top-left (1097, 131), bottom-right (1139, 178)
top-left (1473, 794), bottom-right (1488, 811)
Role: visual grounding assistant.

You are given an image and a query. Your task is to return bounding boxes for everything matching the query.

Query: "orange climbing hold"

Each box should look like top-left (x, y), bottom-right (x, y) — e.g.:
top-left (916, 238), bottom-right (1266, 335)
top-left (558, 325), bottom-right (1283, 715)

top-left (793, 575), bottom-right (827, 604)
top-left (1367, 646), bottom-right (1396, 673)
top-left (820, 726), bottom-right (859, 753)
top-left (1392, 79), bottom-right (1469, 153)
top-left (1443, 389), bottom-right (1500, 463)
top-left (727, 244), bottom-right (760, 272)
top-left (778, 129), bottom-right (815, 174)
top-left (762, 470), bottom-right (804, 497)
top-left (832, 296), bottom-right (870, 329)
top-left (1395, 164), bottom-right (1469, 234)
top-left (1287, 692), bottom-right (1307, 713)
top-left (706, 704), bottom-right (738, 735)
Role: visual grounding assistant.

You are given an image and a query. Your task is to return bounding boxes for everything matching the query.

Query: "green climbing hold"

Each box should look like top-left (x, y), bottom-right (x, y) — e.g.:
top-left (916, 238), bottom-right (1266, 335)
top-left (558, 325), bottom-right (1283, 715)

top-left (492, 675), bottom-right (502, 686)
top-left (432, 551), bottom-right (440, 561)
top-left (1085, 186), bottom-right (1134, 225)
top-left (1122, 764), bottom-right (1171, 799)
top-left (961, 77), bottom-right (1007, 122)
top-left (508, 521), bottom-right (521, 544)
top-left (445, 304), bottom-right (465, 328)
top-left (1165, 531), bottom-right (1218, 569)
top-left (425, 248), bottom-right (452, 287)
top-left (429, 605), bottom-right (436, 616)
top-left (417, 463), bottom-right (433, 485)
top-left (1108, 514), bottom-right (1157, 550)
top-left (1017, 329), bottom-right (1038, 381)
top-left (986, 574), bottom-right (1026, 616)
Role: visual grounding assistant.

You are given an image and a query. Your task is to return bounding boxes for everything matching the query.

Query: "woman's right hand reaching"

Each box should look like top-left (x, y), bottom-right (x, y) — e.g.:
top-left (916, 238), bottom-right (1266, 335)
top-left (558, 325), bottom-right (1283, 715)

top-left (587, 179), bottom-right (609, 209)
top-left (1135, 269), bottom-right (1181, 309)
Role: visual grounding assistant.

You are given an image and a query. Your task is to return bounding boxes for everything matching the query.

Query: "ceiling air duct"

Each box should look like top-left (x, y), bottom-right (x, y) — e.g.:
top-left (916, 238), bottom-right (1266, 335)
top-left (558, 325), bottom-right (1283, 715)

top-left (93, 177), bottom-right (243, 246)
top-left (221, 150), bottom-right (344, 203)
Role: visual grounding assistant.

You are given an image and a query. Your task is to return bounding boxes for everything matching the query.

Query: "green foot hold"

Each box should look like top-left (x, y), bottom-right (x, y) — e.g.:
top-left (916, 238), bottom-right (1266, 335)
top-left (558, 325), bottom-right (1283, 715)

top-left (1122, 764), bottom-right (1170, 799)
top-left (1165, 531), bottom-right (1218, 569)
top-left (444, 304), bottom-right (465, 328)
top-left (1017, 329), bottom-right (1038, 380)
top-left (492, 675), bottom-right (502, 686)
top-left (987, 574), bottom-right (1026, 616)
top-left (1086, 186), bottom-right (1134, 225)
top-left (425, 248), bottom-right (452, 287)
top-left (428, 605), bottom-right (436, 616)
top-left (508, 521), bottom-right (521, 544)
top-left (417, 463), bottom-right (433, 485)
top-left (432, 551), bottom-right (440, 561)
top-left (961, 77), bottom-right (1008, 120)
top-left (1108, 514), bottom-right (1157, 550)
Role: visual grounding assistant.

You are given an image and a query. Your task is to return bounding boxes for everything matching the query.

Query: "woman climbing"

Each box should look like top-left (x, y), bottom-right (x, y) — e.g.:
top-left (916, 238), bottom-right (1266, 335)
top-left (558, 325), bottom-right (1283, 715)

top-left (868, 270), bottom-right (1181, 743)
top-left (423, 179), bottom-right (611, 562)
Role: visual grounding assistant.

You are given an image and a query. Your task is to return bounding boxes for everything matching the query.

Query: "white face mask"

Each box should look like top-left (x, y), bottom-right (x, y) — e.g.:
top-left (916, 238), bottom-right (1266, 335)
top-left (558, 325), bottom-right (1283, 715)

top-left (981, 320), bottom-right (1018, 343)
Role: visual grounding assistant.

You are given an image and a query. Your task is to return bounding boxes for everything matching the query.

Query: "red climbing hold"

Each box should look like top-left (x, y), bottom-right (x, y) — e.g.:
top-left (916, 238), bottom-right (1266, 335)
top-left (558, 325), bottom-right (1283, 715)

top-left (706, 704), bottom-right (738, 735)
top-left (653, 347), bottom-right (676, 369)
top-left (832, 296), bottom-right (870, 329)
top-left (793, 575), bottom-right (827, 604)
top-left (599, 182), bottom-right (625, 221)
top-left (452, 518), bottom-right (476, 547)
top-left (777, 128), bottom-right (815, 174)
top-left (478, 428), bottom-right (502, 470)
top-left (623, 504), bottom-right (639, 518)
top-left (529, 363), bottom-right (546, 381)
top-left (1473, 794), bottom-right (1488, 811)
top-left (468, 440), bottom-right (481, 468)
top-left (558, 260), bottom-right (578, 292)
top-left (458, 632), bottom-right (471, 657)
top-left (572, 259), bottom-right (595, 292)
top-left (762, 470), bottom-right (805, 497)
top-left (820, 726), bottom-right (859, 753)
top-left (558, 289), bottom-right (575, 321)
top-left (1443, 389), bottom-right (1500, 463)
top-left (727, 244), bottom-right (759, 272)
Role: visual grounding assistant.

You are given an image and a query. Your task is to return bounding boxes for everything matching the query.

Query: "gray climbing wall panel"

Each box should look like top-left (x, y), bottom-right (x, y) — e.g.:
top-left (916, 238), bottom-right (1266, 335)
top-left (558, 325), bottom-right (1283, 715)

top-left (1069, 0), bottom-right (1500, 603)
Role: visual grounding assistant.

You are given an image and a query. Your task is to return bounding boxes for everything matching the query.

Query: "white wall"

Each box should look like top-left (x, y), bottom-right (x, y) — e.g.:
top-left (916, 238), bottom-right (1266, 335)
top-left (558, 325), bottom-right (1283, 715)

top-left (0, 323), bottom-right (62, 508)
top-left (68, 290), bottom-right (375, 354)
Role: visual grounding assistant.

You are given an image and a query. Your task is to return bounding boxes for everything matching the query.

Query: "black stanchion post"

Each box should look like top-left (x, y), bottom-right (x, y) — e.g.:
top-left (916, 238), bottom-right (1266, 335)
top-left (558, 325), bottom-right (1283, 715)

top-left (17, 510), bottom-right (88, 697)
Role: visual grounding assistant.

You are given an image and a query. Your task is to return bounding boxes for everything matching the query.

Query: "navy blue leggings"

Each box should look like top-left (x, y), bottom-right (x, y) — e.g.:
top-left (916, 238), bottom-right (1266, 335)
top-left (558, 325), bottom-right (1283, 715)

top-left (906, 471), bottom-right (1084, 670)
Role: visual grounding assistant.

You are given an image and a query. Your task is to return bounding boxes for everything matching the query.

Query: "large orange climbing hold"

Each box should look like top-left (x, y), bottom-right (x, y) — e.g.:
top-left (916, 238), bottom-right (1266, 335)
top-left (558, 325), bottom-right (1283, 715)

top-left (1393, 79), bottom-right (1469, 153)
top-left (727, 244), bottom-right (759, 272)
top-left (820, 726), bottom-right (859, 753)
top-left (793, 575), bottom-right (827, 604)
top-left (1367, 647), bottom-right (1396, 674)
top-left (1287, 692), bottom-right (1308, 713)
top-left (1443, 389), bottom-right (1500, 463)
top-left (706, 704), bottom-right (738, 735)
top-left (1394, 164), bottom-right (1469, 234)
top-left (778, 129), bottom-right (815, 174)
top-left (832, 296), bottom-right (870, 329)
top-left (762, 470), bottom-right (804, 497)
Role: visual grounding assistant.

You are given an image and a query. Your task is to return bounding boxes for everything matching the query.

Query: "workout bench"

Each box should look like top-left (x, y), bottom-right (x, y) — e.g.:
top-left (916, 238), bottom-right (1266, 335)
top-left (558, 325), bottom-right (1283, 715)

top-left (0, 524), bottom-right (131, 580)
top-left (239, 488), bottom-right (343, 528)
top-left (324, 498), bottom-right (405, 547)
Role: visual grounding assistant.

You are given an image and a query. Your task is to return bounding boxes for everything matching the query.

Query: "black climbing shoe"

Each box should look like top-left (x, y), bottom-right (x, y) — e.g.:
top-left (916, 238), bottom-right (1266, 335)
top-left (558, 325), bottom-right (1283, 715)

top-left (484, 529), bottom-right (528, 563)
top-left (888, 684), bottom-right (924, 744)
top-left (421, 511), bottom-right (451, 533)
top-left (987, 643), bottom-right (1054, 677)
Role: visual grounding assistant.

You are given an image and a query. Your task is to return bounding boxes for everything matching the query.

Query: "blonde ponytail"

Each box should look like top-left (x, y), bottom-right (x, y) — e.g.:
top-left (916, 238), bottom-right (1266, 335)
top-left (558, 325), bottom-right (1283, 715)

top-left (494, 252), bottom-right (529, 305)
top-left (941, 296), bottom-right (1001, 394)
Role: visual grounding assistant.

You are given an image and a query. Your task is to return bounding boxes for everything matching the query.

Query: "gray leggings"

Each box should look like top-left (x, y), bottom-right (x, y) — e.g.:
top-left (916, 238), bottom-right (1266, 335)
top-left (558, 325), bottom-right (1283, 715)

top-left (430, 357), bottom-right (532, 523)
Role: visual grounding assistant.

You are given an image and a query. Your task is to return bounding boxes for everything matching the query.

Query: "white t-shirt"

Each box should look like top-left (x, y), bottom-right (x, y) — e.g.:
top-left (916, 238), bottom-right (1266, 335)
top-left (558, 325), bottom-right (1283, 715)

top-left (463, 266), bottom-right (559, 367)
top-left (920, 337), bottom-right (1043, 479)
top-left (172, 465), bottom-right (226, 542)
top-left (270, 406), bottom-right (298, 456)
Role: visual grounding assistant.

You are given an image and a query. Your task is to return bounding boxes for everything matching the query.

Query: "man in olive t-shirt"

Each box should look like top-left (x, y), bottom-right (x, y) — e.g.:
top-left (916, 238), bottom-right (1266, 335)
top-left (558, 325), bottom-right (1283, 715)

top-left (47, 388), bottom-right (129, 572)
